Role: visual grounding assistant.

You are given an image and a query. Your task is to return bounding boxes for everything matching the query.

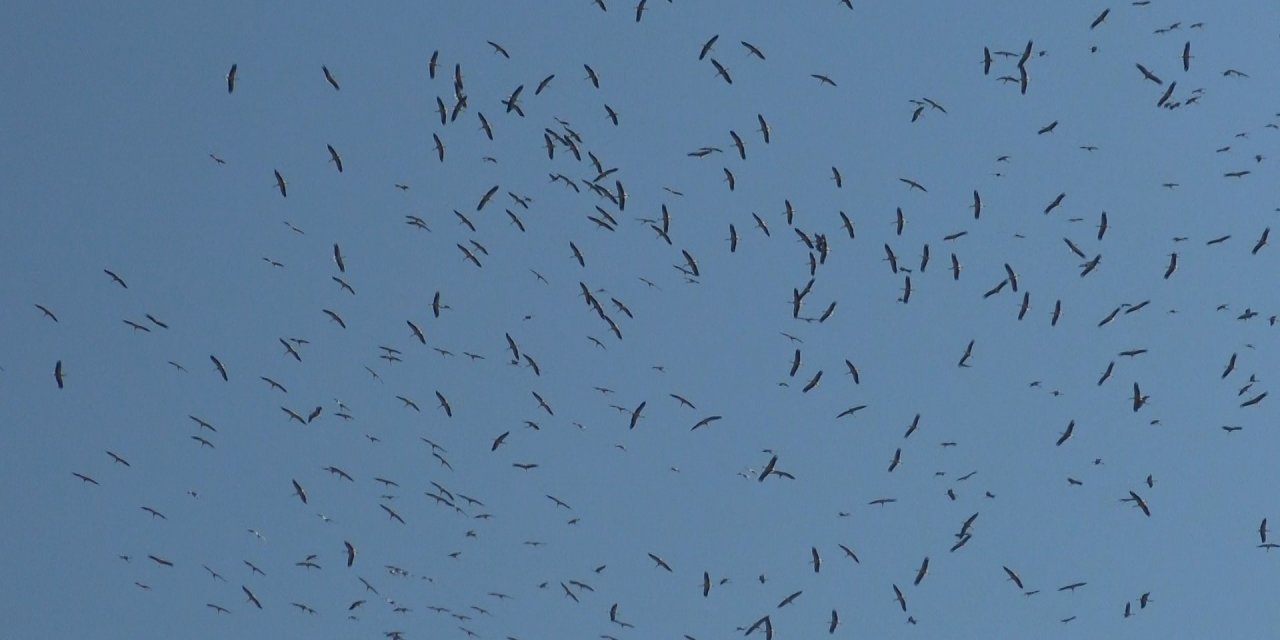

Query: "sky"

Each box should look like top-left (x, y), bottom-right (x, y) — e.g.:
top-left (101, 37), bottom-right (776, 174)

top-left (2, 1), bottom-right (1279, 638)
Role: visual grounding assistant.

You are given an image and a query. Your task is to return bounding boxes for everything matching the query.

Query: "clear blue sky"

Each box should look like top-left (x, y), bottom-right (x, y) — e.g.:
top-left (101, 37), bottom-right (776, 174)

top-left (3, 1), bottom-right (1279, 637)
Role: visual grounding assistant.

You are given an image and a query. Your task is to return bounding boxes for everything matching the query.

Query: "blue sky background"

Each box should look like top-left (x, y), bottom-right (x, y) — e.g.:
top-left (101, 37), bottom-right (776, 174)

top-left (3, 1), bottom-right (1279, 637)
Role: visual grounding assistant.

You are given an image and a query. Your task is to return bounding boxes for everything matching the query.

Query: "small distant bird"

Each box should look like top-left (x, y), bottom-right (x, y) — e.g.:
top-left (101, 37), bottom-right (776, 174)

top-left (322, 65), bottom-right (341, 90)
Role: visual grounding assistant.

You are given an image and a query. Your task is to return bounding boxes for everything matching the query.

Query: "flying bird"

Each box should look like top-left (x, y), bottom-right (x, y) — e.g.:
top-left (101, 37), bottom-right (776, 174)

top-left (210, 355), bottom-right (228, 381)
top-left (1056, 420), bottom-right (1075, 446)
top-left (1091, 8), bottom-right (1110, 28)
top-left (273, 170), bottom-right (287, 197)
top-left (1136, 63), bottom-right (1162, 84)
top-left (322, 65), bottom-right (340, 90)
top-left (913, 556), bottom-right (930, 585)
top-left (242, 585), bottom-right (262, 609)
top-left (1003, 566), bottom-right (1025, 589)
top-left (648, 553), bottom-right (672, 571)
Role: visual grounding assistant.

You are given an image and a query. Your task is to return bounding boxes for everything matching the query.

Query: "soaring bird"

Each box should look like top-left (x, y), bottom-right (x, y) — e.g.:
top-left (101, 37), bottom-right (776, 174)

top-left (1056, 420), bottom-right (1075, 446)
top-left (1090, 8), bottom-right (1110, 28)
top-left (1131, 383), bottom-right (1149, 412)
top-left (913, 557), bottom-right (930, 585)
top-left (893, 584), bottom-right (908, 612)
top-left (648, 553), bottom-right (672, 571)
top-left (1252, 227), bottom-right (1270, 255)
top-left (226, 63), bottom-right (237, 93)
top-left (628, 401), bottom-right (646, 429)
top-left (1136, 63), bottom-right (1162, 84)
top-left (958, 340), bottom-right (975, 368)
top-left (34, 304), bottom-right (58, 322)
top-left (242, 585), bottom-right (262, 609)
top-left (210, 355), bottom-right (228, 381)
top-left (344, 541), bottom-right (356, 567)
top-left (292, 479), bottom-right (308, 504)
top-left (759, 455), bottom-right (778, 482)
top-left (1044, 192), bottom-right (1066, 214)
top-left (273, 170), bottom-right (287, 197)
top-left (103, 269), bottom-right (128, 288)
top-left (491, 431), bottom-right (509, 451)
top-left (1128, 491), bottom-right (1151, 516)
top-left (322, 65), bottom-right (340, 90)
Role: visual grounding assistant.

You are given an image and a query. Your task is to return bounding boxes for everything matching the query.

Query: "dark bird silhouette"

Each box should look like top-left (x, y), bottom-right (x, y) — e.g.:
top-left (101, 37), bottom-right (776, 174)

top-left (210, 355), bottom-right (228, 381)
top-left (913, 556), bottom-right (930, 585)
top-left (103, 269), bottom-right (128, 288)
top-left (1091, 8), bottom-right (1110, 28)
top-left (242, 585), bottom-right (262, 609)
top-left (1057, 420), bottom-right (1075, 446)
top-left (322, 65), bottom-right (340, 90)
top-left (273, 170), bottom-right (287, 197)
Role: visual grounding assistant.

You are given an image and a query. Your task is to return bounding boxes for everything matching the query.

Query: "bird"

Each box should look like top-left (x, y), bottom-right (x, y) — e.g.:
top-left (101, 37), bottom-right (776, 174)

top-left (491, 431), bottom-right (509, 451)
top-left (210, 355), bottom-right (228, 381)
top-left (273, 170), bottom-right (287, 197)
top-left (1091, 8), bottom-right (1110, 28)
top-left (226, 63), bottom-right (237, 93)
top-left (913, 556), bottom-right (930, 585)
top-left (1136, 63), bottom-right (1162, 84)
top-left (759, 455), bottom-right (778, 482)
top-left (1127, 490), bottom-right (1151, 516)
top-left (1044, 192), bottom-right (1066, 214)
top-left (1131, 383), bottom-right (1149, 412)
top-left (239, 585), bottom-right (264, 610)
top-left (1252, 227), bottom-right (1270, 255)
top-left (648, 553), bottom-right (672, 571)
top-left (103, 269), bottom-right (128, 288)
top-left (777, 590), bottom-right (802, 607)
top-left (34, 304), bottom-right (58, 322)
top-left (1057, 420), bottom-right (1075, 446)
top-left (321, 65), bottom-right (341, 90)
top-left (958, 340), bottom-right (975, 368)
top-left (893, 584), bottom-right (908, 612)
top-left (326, 144), bottom-right (343, 172)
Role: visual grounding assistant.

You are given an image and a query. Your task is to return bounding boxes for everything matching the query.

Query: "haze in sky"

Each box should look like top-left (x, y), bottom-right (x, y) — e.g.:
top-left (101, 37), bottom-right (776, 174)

top-left (3, 1), bottom-right (1280, 638)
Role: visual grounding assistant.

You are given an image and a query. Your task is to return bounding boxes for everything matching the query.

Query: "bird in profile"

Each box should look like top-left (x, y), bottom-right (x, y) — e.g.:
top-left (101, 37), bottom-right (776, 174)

top-left (210, 355), bottom-right (228, 381)
top-left (273, 170), bottom-right (287, 197)
top-left (322, 65), bottom-right (341, 90)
